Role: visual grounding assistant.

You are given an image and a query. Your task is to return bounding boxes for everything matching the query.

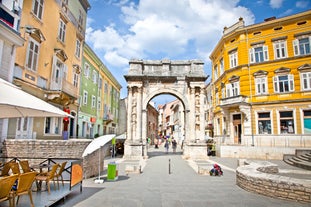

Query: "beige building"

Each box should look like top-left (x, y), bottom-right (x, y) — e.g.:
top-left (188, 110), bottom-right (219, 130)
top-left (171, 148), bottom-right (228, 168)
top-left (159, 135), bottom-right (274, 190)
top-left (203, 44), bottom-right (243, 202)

top-left (12, 0), bottom-right (90, 139)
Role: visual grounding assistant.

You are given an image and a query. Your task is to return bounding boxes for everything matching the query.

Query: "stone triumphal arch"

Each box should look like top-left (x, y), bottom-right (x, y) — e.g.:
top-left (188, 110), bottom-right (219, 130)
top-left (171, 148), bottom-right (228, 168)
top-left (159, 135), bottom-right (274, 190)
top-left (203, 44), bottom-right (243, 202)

top-left (124, 59), bottom-right (208, 160)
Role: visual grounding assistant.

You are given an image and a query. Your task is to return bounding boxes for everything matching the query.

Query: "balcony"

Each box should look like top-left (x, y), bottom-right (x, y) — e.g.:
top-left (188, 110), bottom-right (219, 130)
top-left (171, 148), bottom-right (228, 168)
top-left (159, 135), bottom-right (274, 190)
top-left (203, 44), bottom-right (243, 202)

top-left (0, 3), bottom-right (20, 31)
top-left (220, 95), bottom-right (248, 107)
top-left (103, 113), bottom-right (114, 124)
top-left (48, 79), bottom-right (79, 101)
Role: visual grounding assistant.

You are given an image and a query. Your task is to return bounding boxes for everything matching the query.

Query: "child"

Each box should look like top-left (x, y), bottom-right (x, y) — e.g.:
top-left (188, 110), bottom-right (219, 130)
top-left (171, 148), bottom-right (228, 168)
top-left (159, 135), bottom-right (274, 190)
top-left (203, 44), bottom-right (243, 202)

top-left (209, 164), bottom-right (223, 176)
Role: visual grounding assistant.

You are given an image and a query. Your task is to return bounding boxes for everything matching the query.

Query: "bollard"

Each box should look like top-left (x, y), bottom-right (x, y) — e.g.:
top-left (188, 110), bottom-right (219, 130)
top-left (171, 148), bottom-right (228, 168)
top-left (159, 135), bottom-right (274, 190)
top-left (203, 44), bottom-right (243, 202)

top-left (169, 159), bottom-right (171, 174)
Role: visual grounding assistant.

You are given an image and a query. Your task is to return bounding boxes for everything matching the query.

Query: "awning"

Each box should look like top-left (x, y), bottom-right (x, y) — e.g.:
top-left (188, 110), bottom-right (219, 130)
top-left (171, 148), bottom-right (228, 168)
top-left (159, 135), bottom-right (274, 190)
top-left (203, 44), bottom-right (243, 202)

top-left (0, 78), bottom-right (72, 118)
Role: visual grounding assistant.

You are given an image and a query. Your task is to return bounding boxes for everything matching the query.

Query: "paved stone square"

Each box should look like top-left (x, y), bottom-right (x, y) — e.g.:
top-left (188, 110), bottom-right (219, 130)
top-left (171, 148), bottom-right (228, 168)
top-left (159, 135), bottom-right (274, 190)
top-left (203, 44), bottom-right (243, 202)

top-left (52, 146), bottom-right (310, 207)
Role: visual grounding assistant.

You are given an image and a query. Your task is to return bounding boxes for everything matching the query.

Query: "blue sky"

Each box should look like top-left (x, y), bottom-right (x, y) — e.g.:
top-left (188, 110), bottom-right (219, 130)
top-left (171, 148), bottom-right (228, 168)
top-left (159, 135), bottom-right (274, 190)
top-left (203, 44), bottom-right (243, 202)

top-left (85, 0), bottom-right (310, 104)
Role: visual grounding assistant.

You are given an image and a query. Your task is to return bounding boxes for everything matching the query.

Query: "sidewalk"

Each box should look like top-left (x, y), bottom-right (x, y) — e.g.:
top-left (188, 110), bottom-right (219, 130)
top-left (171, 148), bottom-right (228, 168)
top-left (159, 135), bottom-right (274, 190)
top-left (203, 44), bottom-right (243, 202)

top-left (52, 145), bottom-right (310, 207)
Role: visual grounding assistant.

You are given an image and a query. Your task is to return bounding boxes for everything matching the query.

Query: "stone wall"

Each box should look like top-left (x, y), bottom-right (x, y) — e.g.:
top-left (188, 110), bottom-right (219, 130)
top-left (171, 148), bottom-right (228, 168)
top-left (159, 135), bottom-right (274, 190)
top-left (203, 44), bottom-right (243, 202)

top-left (236, 161), bottom-right (311, 203)
top-left (1, 139), bottom-right (110, 179)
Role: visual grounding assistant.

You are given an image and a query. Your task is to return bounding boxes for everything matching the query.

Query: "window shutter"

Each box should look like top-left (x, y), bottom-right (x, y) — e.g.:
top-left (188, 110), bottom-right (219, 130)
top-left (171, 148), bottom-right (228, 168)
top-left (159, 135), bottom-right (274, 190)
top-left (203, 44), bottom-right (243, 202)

top-left (249, 48), bottom-right (254, 63)
top-left (226, 84), bottom-right (231, 97)
top-left (63, 64), bottom-right (68, 80)
top-left (293, 39), bottom-right (299, 56)
top-left (52, 55), bottom-right (57, 82)
top-left (273, 76), bottom-right (279, 93)
top-left (255, 78), bottom-right (259, 94)
top-left (263, 46), bottom-right (269, 61)
top-left (289, 74), bottom-right (294, 91)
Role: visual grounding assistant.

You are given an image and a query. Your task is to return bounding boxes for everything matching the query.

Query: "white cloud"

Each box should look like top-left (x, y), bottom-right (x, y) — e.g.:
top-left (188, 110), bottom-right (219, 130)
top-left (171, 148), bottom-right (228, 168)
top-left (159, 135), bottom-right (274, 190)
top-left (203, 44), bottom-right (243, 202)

top-left (296, 1), bottom-right (309, 8)
top-left (269, 0), bottom-right (283, 9)
top-left (104, 51), bottom-right (129, 67)
top-left (86, 0), bottom-right (255, 67)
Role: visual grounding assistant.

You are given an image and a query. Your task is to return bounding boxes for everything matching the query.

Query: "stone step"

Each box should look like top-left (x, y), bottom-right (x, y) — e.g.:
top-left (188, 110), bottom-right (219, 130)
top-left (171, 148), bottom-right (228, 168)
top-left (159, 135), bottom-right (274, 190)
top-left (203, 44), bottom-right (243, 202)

top-left (292, 156), bottom-right (307, 162)
top-left (287, 157), bottom-right (311, 170)
top-left (301, 153), bottom-right (311, 160)
top-left (284, 159), bottom-right (294, 166)
top-left (297, 155), bottom-right (310, 162)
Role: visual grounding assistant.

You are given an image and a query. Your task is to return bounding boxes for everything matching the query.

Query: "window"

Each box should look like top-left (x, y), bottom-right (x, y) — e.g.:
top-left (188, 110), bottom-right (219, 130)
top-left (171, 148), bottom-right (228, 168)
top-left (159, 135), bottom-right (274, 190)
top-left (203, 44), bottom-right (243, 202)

top-left (92, 71), bottom-right (97, 84)
top-left (91, 95), bottom-right (96, 108)
top-left (26, 38), bottom-right (39, 71)
top-left (226, 82), bottom-right (240, 97)
top-left (32, 0), bottom-right (44, 20)
top-left (255, 77), bottom-right (268, 95)
top-left (220, 58), bottom-right (224, 75)
top-left (249, 45), bottom-right (268, 63)
top-left (229, 51), bottom-right (238, 68)
top-left (45, 117), bottom-right (61, 135)
top-left (303, 110), bottom-right (311, 134)
top-left (104, 82), bottom-right (108, 93)
top-left (58, 19), bottom-right (66, 42)
top-left (257, 112), bottom-right (271, 134)
top-left (83, 90), bottom-right (88, 105)
top-left (273, 74), bottom-right (294, 93)
top-left (273, 40), bottom-right (287, 59)
top-left (84, 63), bottom-right (90, 78)
top-left (75, 39), bottom-right (81, 58)
top-left (214, 65), bottom-right (218, 79)
top-left (98, 77), bottom-right (102, 89)
top-left (73, 71), bottom-right (79, 87)
top-left (293, 37), bottom-right (311, 56)
top-left (98, 100), bottom-right (101, 110)
top-left (301, 72), bottom-right (311, 91)
top-left (279, 111), bottom-right (294, 134)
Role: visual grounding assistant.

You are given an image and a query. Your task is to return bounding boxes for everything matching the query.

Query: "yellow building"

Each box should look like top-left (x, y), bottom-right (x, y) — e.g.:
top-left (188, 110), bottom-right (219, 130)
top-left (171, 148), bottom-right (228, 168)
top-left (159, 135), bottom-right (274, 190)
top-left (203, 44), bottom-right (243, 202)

top-left (12, 0), bottom-right (90, 139)
top-left (210, 10), bottom-right (311, 158)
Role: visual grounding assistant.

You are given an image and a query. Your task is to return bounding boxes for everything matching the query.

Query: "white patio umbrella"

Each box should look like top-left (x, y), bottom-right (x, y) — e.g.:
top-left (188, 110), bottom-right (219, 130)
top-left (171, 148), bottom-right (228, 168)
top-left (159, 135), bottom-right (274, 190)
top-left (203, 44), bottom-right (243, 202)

top-left (82, 134), bottom-right (116, 183)
top-left (0, 78), bottom-right (71, 118)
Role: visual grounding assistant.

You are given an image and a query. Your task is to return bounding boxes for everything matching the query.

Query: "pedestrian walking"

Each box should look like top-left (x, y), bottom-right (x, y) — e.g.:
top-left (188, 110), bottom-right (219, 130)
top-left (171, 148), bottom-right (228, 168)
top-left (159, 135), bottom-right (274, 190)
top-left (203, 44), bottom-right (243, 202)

top-left (164, 139), bottom-right (169, 153)
top-left (172, 138), bottom-right (177, 153)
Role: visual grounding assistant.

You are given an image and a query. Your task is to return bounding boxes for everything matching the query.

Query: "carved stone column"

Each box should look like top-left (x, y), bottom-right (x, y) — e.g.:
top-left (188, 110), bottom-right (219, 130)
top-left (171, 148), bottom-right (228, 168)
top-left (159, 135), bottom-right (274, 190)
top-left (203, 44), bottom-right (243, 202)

top-left (190, 87), bottom-right (196, 142)
top-left (126, 86), bottom-right (133, 142)
top-left (199, 87), bottom-right (205, 140)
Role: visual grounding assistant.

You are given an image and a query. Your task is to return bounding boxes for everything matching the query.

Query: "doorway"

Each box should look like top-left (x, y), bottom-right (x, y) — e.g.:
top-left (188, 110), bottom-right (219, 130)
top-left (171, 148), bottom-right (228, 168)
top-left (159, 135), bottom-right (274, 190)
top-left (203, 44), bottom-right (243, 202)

top-left (233, 114), bottom-right (241, 144)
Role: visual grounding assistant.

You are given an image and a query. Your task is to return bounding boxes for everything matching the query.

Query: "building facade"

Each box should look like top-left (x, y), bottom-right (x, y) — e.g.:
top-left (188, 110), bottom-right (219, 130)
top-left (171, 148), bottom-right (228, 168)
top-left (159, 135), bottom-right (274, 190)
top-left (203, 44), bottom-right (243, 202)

top-left (0, 0), bottom-right (25, 143)
top-left (12, 0), bottom-right (90, 140)
top-left (210, 10), bottom-right (311, 157)
top-left (146, 102), bottom-right (158, 144)
top-left (78, 43), bottom-right (121, 138)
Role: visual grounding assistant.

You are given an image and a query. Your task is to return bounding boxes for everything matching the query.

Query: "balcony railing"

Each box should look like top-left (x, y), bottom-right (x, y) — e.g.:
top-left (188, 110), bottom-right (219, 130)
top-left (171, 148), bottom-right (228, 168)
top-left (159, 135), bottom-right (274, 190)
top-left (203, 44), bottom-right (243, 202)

top-left (220, 95), bottom-right (248, 107)
top-left (50, 79), bottom-right (78, 99)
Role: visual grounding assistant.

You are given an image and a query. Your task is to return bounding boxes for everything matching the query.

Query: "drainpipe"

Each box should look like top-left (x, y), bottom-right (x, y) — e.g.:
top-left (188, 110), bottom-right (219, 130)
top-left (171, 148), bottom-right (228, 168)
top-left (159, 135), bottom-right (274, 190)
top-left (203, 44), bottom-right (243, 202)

top-left (245, 29), bottom-right (255, 147)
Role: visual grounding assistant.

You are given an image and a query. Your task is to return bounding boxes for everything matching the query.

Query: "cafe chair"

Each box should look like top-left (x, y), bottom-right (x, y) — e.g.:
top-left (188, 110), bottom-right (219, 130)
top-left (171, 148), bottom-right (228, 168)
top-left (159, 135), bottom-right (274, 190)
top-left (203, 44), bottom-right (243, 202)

top-left (0, 162), bottom-right (12, 176)
top-left (55, 161), bottom-right (67, 189)
top-left (35, 163), bottom-right (59, 194)
top-left (9, 162), bottom-right (21, 175)
top-left (14, 172), bottom-right (37, 207)
top-left (0, 174), bottom-right (19, 207)
top-left (19, 160), bottom-right (34, 173)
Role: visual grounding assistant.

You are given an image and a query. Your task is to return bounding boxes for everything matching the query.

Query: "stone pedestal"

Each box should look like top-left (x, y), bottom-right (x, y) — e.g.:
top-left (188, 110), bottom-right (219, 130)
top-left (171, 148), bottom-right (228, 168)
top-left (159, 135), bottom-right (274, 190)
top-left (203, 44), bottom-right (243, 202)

top-left (182, 141), bottom-right (208, 160)
top-left (123, 141), bottom-right (143, 160)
